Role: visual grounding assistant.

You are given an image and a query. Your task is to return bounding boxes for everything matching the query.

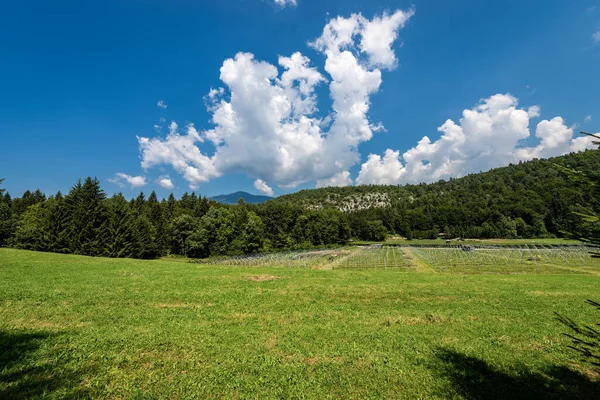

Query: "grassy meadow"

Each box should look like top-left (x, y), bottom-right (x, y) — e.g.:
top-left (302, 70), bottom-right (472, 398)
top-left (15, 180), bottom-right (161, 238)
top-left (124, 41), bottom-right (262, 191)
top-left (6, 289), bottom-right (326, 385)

top-left (1, 248), bottom-right (599, 399)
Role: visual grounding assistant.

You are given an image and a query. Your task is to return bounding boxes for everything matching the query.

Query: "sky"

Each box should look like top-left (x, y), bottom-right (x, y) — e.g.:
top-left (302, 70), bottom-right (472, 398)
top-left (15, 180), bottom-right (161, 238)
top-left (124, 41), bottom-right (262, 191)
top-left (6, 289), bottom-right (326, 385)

top-left (1, 0), bottom-right (599, 199)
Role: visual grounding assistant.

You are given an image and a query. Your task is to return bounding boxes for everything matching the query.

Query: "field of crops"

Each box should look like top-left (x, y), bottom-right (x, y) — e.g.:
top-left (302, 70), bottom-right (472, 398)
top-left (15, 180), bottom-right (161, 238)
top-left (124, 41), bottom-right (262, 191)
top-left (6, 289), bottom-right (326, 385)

top-left (197, 245), bottom-right (600, 274)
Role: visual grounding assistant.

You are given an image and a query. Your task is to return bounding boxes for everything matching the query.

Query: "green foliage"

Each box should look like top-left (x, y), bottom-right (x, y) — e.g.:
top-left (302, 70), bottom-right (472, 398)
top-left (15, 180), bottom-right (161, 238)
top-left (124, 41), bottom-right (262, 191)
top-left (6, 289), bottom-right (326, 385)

top-left (0, 180), bottom-right (15, 246)
top-left (556, 133), bottom-right (600, 371)
top-left (3, 149), bottom-right (600, 260)
top-left (169, 214), bottom-right (197, 256)
top-left (12, 203), bottom-right (47, 250)
top-left (196, 207), bottom-right (236, 256)
top-left (240, 211), bottom-right (265, 254)
top-left (104, 194), bottom-right (136, 258)
top-left (133, 215), bottom-right (160, 259)
top-left (364, 220), bottom-right (388, 241)
top-left (275, 149), bottom-right (600, 241)
top-left (65, 178), bottom-right (109, 256)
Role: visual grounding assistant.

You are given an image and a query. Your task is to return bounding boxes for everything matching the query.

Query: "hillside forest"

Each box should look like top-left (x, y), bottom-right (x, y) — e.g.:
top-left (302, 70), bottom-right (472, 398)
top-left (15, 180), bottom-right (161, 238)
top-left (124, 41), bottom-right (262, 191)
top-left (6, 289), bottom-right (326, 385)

top-left (1, 150), bottom-right (599, 260)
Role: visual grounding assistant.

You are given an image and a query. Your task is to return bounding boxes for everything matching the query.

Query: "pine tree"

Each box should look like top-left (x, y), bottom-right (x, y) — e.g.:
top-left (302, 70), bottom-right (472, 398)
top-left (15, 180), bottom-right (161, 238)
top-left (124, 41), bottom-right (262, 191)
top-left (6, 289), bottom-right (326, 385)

top-left (145, 191), bottom-right (166, 255)
top-left (131, 192), bottom-right (146, 218)
top-left (133, 215), bottom-right (160, 259)
top-left (0, 180), bottom-right (15, 246)
top-left (104, 194), bottom-right (136, 258)
top-left (65, 178), bottom-right (108, 256)
top-left (44, 192), bottom-right (70, 253)
top-left (12, 189), bottom-right (46, 217)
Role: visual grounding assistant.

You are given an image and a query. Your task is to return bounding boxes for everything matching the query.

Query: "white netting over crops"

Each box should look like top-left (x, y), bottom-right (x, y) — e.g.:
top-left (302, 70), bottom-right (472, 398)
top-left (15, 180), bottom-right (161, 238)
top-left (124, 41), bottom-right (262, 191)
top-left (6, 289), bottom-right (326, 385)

top-left (192, 245), bottom-right (600, 274)
top-left (408, 245), bottom-right (599, 274)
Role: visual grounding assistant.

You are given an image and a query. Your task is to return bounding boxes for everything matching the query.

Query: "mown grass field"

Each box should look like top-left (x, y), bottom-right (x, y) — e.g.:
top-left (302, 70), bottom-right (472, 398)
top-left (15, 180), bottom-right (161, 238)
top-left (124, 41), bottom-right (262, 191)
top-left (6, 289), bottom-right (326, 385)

top-left (1, 248), bottom-right (599, 399)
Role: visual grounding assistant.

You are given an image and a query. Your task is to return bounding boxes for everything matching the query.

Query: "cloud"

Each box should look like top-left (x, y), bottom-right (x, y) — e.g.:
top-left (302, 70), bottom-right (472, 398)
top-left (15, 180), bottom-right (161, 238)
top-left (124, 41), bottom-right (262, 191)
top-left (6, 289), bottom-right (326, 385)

top-left (527, 105), bottom-right (540, 118)
top-left (273, 0), bottom-right (297, 7)
top-left (594, 31), bottom-right (600, 44)
top-left (357, 94), bottom-right (597, 185)
top-left (138, 10), bottom-right (413, 190)
top-left (254, 179), bottom-right (274, 196)
top-left (359, 10), bottom-right (415, 69)
top-left (316, 171), bottom-right (353, 188)
top-left (138, 121), bottom-right (217, 187)
top-left (157, 100), bottom-right (168, 109)
top-left (356, 149), bottom-right (404, 185)
top-left (109, 173), bottom-right (147, 188)
top-left (157, 175), bottom-right (174, 189)
top-left (585, 115), bottom-right (592, 123)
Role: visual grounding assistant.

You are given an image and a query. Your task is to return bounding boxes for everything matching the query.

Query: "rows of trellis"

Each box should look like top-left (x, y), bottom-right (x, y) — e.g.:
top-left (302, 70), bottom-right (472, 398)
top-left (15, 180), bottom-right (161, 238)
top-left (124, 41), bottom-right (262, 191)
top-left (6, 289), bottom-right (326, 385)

top-left (408, 245), bottom-right (599, 274)
top-left (193, 245), bottom-right (600, 274)
top-left (196, 248), bottom-right (351, 268)
top-left (333, 246), bottom-right (416, 270)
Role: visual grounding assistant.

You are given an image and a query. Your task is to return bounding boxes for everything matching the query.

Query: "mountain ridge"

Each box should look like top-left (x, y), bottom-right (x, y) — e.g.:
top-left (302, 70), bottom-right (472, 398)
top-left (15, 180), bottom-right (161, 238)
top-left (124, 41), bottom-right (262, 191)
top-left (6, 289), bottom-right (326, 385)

top-left (210, 191), bottom-right (273, 205)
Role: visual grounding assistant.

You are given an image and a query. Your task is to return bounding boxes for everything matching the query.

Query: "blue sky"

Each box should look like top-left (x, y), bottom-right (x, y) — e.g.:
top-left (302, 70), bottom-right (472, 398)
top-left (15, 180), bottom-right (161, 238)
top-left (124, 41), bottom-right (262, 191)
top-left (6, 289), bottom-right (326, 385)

top-left (1, 0), bottom-right (599, 199)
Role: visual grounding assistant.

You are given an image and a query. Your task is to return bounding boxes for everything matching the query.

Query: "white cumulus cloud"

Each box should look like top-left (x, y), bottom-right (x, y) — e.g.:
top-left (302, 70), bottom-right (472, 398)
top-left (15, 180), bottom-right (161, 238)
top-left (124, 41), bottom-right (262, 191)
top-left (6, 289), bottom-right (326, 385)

top-left (157, 100), bottom-right (168, 109)
top-left (273, 0), bottom-right (297, 7)
top-left (109, 173), bottom-right (147, 188)
top-left (594, 31), bottom-right (600, 43)
top-left (585, 115), bottom-right (592, 123)
top-left (254, 179), bottom-right (274, 196)
top-left (356, 149), bottom-right (405, 185)
top-left (316, 171), bottom-right (353, 188)
top-left (357, 94), bottom-right (597, 185)
top-left (138, 10), bottom-right (413, 190)
top-left (157, 175), bottom-right (174, 189)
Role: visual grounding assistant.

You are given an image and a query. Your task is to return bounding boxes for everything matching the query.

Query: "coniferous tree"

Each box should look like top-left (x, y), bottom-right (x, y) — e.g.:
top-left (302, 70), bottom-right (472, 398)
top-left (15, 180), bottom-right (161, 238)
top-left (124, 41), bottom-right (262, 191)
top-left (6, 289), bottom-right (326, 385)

top-left (131, 192), bottom-right (146, 218)
top-left (12, 189), bottom-right (46, 217)
top-left (44, 192), bottom-right (70, 253)
top-left (0, 180), bottom-right (15, 246)
top-left (145, 191), bottom-right (166, 255)
top-left (104, 194), bottom-right (136, 258)
top-left (133, 215), bottom-right (160, 259)
top-left (65, 178), bottom-right (108, 256)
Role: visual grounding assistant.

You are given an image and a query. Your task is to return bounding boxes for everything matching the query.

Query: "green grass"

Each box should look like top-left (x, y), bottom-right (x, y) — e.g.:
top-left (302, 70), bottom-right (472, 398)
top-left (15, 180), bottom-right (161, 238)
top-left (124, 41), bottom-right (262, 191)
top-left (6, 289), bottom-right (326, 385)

top-left (1, 248), bottom-right (599, 399)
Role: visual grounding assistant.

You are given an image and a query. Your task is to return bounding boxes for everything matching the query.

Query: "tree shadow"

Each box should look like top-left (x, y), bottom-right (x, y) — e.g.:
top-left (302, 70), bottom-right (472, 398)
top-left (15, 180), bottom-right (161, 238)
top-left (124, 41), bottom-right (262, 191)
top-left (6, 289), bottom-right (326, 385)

top-left (432, 348), bottom-right (599, 400)
top-left (0, 330), bottom-right (91, 399)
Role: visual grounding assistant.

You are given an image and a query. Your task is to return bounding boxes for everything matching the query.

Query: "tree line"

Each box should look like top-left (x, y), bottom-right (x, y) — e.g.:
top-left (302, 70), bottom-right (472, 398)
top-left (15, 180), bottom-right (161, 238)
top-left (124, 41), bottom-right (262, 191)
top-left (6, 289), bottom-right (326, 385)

top-left (0, 149), bottom-right (598, 259)
top-left (0, 178), bottom-right (350, 259)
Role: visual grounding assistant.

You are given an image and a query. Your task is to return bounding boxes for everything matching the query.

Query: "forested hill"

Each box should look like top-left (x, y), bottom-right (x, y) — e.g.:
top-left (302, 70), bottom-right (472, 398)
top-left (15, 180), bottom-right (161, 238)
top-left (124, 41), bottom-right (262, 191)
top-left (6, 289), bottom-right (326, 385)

top-left (266, 149), bottom-right (600, 240)
top-left (210, 191), bottom-right (272, 205)
top-left (274, 150), bottom-right (600, 212)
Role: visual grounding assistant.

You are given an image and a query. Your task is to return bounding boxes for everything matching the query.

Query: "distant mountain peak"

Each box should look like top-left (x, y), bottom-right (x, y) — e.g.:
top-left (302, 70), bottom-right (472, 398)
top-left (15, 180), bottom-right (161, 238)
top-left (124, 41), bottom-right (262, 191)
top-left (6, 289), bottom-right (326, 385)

top-left (210, 191), bottom-right (273, 205)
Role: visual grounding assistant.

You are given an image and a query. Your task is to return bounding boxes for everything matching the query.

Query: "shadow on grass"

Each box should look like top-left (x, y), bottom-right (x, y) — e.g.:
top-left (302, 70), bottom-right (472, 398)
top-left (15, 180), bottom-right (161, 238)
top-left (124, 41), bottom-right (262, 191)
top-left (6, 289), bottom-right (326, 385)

top-left (0, 330), bottom-right (90, 399)
top-left (433, 348), bottom-right (599, 399)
